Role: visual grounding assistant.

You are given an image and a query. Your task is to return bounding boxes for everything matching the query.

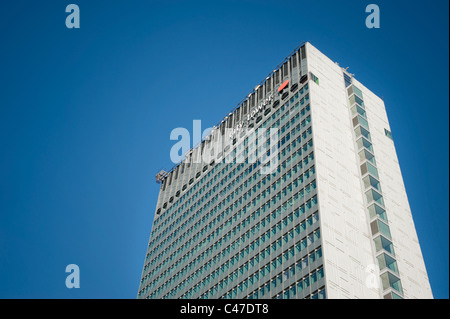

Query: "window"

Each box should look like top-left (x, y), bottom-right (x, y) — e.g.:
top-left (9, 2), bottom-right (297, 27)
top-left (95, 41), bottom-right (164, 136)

top-left (300, 74), bottom-right (308, 84)
top-left (349, 94), bottom-right (365, 108)
top-left (290, 83), bottom-right (298, 92)
top-left (348, 85), bottom-right (363, 99)
top-left (272, 100), bottom-right (280, 108)
top-left (377, 253), bottom-right (399, 274)
top-left (373, 235), bottom-right (395, 256)
top-left (354, 115), bottom-right (369, 129)
top-left (363, 175), bottom-right (382, 192)
top-left (355, 126), bottom-right (371, 141)
top-left (377, 220), bottom-right (392, 238)
top-left (300, 45), bottom-right (306, 60)
top-left (353, 86), bottom-right (363, 98)
top-left (384, 129), bottom-right (393, 140)
top-left (367, 162), bottom-right (379, 179)
top-left (356, 137), bottom-right (373, 152)
top-left (344, 73), bottom-right (352, 87)
top-left (351, 104), bottom-right (367, 118)
top-left (380, 272), bottom-right (403, 294)
top-left (359, 149), bottom-right (376, 165)
top-left (365, 189), bottom-right (384, 206)
top-left (368, 203), bottom-right (387, 221)
top-left (310, 72), bottom-right (319, 85)
top-left (317, 268), bottom-right (324, 280)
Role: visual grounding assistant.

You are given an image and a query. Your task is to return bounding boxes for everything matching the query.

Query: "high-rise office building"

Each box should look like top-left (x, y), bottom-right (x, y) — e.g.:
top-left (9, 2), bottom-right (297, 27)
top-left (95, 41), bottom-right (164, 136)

top-left (137, 42), bottom-right (432, 299)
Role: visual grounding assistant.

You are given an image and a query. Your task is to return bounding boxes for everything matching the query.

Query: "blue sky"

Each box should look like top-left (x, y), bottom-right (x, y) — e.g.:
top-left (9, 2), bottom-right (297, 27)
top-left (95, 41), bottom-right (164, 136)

top-left (0, 0), bottom-right (448, 298)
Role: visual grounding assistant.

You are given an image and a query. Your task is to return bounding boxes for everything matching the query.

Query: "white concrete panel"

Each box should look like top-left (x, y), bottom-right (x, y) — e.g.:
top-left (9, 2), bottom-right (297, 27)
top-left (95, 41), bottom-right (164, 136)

top-left (306, 43), bottom-right (380, 299)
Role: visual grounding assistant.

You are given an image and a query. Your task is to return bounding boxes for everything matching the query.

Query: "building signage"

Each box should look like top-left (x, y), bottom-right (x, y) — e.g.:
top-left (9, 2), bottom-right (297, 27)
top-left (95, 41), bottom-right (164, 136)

top-left (278, 79), bottom-right (289, 92)
top-left (229, 93), bottom-right (274, 138)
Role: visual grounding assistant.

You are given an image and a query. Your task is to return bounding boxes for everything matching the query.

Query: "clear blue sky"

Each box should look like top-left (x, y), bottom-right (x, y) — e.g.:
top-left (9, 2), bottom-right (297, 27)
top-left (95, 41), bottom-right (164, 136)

top-left (0, 0), bottom-right (448, 298)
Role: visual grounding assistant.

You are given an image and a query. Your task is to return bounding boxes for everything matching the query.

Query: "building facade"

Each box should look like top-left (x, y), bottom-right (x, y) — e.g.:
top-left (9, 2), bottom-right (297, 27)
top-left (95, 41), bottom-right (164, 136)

top-left (137, 42), bottom-right (433, 299)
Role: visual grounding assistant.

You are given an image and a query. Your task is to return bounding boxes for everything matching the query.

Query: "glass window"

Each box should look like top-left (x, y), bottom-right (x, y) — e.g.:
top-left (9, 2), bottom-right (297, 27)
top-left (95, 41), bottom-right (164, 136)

top-left (317, 268), bottom-right (324, 280)
top-left (310, 72), bottom-right (319, 85)
top-left (352, 86), bottom-right (363, 99)
top-left (355, 94), bottom-right (364, 107)
top-left (344, 73), bottom-right (352, 87)
top-left (367, 162), bottom-right (379, 179)
top-left (348, 94), bottom-right (365, 108)
top-left (351, 104), bottom-right (367, 118)
top-left (391, 292), bottom-right (403, 299)
top-left (356, 137), bottom-right (373, 152)
top-left (378, 220), bottom-right (392, 239)
top-left (380, 272), bottom-right (403, 294)
top-left (355, 126), bottom-right (371, 141)
top-left (304, 277), bottom-right (310, 288)
top-left (384, 129), bottom-right (393, 140)
top-left (359, 149), bottom-right (376, 165)
top-left (377, 253), bottom-right (399, 274)
top-left (290, 285), bottom-right (296, 297)
top-left (365, 189), bottom-right (384, 207)
top-left (368, 203), bottom-right (387, 222)
top-left (357, 115), bottom-right (369, 129)
top-left (308, 272), bottom-right (316, 285)
top-left (318, 289), bottom-right (326, 299)
top-left (296, 281), bottom-right (303, 294)
top-left (363, 175), bottom-right (382, 192)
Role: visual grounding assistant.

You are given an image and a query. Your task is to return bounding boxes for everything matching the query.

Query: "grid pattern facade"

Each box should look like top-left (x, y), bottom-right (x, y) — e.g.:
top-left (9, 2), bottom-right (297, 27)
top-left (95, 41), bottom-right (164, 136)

top-left (137, 42), bottom-right (433, 299)
top-left (138, 44), bottom-right (327, 299)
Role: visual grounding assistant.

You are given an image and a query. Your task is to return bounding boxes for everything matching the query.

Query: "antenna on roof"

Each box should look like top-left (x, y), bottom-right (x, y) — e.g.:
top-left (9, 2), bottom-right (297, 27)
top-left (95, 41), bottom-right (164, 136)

top-left (156, 170), bottom-right (168, 184)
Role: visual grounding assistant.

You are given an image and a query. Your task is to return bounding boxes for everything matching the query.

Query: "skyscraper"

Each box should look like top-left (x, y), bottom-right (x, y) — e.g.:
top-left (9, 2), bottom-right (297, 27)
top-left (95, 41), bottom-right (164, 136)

top-left (137, 42), bottom-right (432, 299)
